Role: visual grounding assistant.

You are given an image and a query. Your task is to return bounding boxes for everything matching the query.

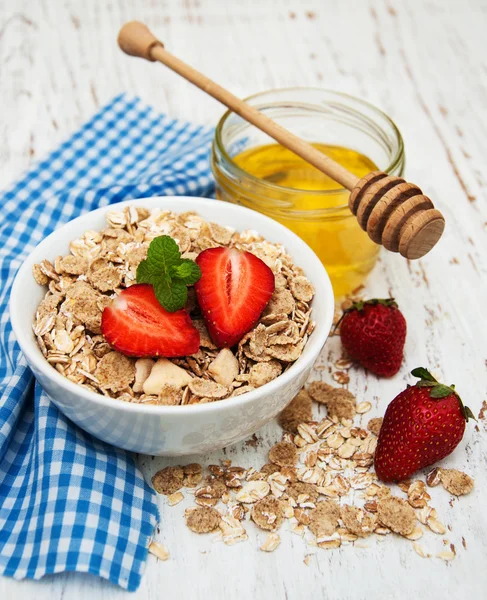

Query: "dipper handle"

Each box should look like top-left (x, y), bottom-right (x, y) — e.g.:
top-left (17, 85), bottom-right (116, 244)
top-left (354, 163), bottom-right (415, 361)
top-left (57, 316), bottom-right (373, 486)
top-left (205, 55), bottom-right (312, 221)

top-left (118, 21), bottom-right (445, 259)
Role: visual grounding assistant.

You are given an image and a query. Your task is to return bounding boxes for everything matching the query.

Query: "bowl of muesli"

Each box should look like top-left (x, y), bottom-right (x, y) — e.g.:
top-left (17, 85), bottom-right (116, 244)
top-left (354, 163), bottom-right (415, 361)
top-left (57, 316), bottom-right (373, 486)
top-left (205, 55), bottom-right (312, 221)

top-left (10, 197), bottom-right (334, 455)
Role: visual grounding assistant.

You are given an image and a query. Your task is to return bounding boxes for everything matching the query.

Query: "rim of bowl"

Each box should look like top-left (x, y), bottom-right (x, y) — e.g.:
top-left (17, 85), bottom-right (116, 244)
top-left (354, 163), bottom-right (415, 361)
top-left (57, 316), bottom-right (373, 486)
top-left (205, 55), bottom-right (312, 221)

top-left (10, 196), bottom-right (334, 415)
top-left (213, 86), bottom-right (404, 198)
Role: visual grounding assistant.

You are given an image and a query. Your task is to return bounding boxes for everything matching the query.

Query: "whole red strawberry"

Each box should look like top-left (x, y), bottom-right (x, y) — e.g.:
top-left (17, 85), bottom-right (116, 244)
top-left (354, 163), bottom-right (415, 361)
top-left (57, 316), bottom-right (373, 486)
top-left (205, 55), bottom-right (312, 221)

top-left (339, 298), bottom-right (406, 377)
top-left (375, 368), bottom-right (474, 482)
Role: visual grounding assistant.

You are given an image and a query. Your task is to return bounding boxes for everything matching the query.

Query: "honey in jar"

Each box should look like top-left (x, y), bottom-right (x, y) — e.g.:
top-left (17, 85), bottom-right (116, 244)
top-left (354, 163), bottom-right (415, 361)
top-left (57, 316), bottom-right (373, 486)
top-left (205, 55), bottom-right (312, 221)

top-left (211, 89), bottom-right (405, 297)
top-left (232, 143), bottom-right (379, 296)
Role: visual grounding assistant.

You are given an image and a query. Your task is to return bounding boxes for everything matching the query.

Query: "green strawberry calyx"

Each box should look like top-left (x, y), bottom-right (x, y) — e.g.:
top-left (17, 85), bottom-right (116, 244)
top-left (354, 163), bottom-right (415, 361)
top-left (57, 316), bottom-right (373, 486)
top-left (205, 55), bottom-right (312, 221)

top-left (348, 298), bottom-right (398, 313)
top-left (411, 367), bottom-right (476, 422)
top-left (334, 298), bottom-right (398, 332)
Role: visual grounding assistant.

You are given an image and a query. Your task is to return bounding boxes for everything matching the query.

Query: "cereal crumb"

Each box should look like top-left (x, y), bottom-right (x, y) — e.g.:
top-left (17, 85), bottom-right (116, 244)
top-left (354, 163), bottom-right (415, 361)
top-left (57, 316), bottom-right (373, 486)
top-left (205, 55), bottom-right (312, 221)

top-left (278, 389), bottom-right (313, 433)
top-left (148, 540), bottom-right (169, 561)
top-left (152, 466), bottom-right (184, 496)
top-left (269, 442), bottom-right (297, 467)
top-left (251, 497), bottom-right (284, 531)
top-left (438, 468), bottom-right (474, 496)
top-left (377, 496), bottom-right (416, 536)
top-left (185, 507), bottom-right (221, 533)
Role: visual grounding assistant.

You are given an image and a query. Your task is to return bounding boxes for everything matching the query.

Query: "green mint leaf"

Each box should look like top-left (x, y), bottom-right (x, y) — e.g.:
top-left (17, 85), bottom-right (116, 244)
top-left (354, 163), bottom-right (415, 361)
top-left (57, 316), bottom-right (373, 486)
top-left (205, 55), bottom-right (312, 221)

top-left (171, 260), bottom-right (201, 285)
top-left (136, 259), bottom-right (159, 284)
top-left (153, 278), bottom-right (188, 313)
top-left (429, 384), bottom-right (454, 399)
top-left (411, 367), bottom-right (437, 382)
top-left (147, 235), bottom-right (181, 275)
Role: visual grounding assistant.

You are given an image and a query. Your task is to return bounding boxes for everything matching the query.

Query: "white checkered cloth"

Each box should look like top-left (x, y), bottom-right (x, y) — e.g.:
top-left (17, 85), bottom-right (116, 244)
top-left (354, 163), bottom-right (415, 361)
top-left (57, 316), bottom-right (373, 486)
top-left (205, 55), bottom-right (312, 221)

top-left (0, 94), bottom-right (215, 590)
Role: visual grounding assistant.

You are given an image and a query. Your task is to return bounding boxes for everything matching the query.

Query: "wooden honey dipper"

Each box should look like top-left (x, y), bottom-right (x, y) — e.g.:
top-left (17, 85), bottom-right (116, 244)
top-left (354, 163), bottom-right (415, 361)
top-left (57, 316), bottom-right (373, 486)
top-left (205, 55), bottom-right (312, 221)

top-left (118, 21), bottom-right (445, 260)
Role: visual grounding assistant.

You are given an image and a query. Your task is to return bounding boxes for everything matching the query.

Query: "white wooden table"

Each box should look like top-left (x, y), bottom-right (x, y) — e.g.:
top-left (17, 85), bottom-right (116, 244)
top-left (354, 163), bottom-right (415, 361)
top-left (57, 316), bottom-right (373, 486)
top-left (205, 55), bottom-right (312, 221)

top-left (1, 1), bottom-right (486, 598)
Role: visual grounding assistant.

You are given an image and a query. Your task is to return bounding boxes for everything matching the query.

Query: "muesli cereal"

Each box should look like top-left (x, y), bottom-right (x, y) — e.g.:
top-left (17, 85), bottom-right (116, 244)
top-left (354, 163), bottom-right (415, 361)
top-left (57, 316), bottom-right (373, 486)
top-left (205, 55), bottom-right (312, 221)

top-left (150, 382), bottom-right (474, 562)
top-left (32, 206), bottom-right (315, 404)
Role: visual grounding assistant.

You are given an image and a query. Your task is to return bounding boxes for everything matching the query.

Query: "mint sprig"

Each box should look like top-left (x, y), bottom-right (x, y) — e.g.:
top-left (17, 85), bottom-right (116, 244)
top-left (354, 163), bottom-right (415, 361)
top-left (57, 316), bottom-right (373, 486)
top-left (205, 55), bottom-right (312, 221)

top-left (136, 235), bottom-right (201, 312)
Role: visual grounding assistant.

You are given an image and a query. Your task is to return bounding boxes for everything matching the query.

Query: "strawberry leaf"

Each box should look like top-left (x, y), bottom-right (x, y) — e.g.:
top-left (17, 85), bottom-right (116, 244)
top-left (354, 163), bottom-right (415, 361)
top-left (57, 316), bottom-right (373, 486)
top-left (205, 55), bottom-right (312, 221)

top-left (463, 405), bottom-right (476, 422)
top-left (411, 367), bottom-right (437, 382)
top-left (429, 384), bottom-right (454, 398)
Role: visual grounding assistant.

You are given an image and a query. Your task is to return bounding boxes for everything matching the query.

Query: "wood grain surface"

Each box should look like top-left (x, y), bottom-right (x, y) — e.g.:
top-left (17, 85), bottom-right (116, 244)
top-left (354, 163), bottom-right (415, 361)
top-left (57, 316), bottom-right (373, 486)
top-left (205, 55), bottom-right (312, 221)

top-left (1, 1), bottom-right (486, 599)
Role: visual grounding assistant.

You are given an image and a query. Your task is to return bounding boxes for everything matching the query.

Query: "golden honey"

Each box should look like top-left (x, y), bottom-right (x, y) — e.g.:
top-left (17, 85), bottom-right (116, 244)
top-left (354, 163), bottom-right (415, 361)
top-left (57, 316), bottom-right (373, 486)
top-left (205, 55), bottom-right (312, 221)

top-left (211, 89), bottom-right (405, 297)
top-left (221, 143), bottom-right (380, 296)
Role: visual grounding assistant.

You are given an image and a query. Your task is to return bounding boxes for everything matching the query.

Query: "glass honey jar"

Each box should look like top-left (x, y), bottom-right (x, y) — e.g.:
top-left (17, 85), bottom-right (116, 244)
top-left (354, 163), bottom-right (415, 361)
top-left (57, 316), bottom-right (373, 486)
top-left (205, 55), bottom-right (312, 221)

top-left (211, 88), bottom-right (405, 297)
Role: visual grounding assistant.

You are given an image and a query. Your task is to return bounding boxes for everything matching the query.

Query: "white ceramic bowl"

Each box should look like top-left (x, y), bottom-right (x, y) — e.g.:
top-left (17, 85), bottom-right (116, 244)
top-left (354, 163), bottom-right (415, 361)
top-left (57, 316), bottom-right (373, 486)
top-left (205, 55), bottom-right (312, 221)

top-left (10, 197), bottom-right (334, 456)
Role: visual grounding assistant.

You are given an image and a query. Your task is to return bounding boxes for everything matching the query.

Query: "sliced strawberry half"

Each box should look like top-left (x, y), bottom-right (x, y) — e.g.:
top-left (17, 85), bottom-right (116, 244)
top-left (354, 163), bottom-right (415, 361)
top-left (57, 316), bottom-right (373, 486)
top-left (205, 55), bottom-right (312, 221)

top-left (101, 284), bottom-right (200, 357)
top-left (194, 247), bottom-right (275, 348)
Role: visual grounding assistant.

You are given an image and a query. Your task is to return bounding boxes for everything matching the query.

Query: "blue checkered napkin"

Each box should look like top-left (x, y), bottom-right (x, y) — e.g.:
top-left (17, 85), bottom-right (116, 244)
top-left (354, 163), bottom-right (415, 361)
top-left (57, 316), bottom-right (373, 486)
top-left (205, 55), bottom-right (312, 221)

top-left (0, 94), bottom-right (215, 591)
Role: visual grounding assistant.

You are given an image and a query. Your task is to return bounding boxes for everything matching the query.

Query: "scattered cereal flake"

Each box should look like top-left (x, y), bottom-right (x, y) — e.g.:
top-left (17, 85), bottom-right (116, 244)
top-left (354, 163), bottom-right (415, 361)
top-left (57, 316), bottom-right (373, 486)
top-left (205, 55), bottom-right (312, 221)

top-left (148, 541), bottom-right (169, 561)
top-left (303, 554), bottom-right (313, 566)
top-left (308, 501), bottom-right (340, 537)
top-left (341, 505), bottom-right (377, 537)
top-left (185, 507), bottom-right (221, 534)
top-left (426, 467), bottom-right (441, 487)
top-left (356, 401), bottom-right (372, 414)
top-left (189, 378), bottom-right (228, 399)
top-left (208, 349), bottom-right (239, 387)
top-left (334, 357), bottom-right (354, 370)
top-left (269, 442), bottom-right (297, 467)
top-left (316, 531), bottom-right (341, 549)
top-left (438, 468), bottom-right (474, 496)
top-left (307, 382), bottom-right (356, 420)
top-left (249, 360), bottom-right (283, 388)
top-left (405, 526), bottom-right (424, 541)
top-left (94, 351), bottom-right (135, 392)
top-left (260, 532), bottom-right (281, 552)
top-left (251, 497), bottom-right (284, 531)
top-left (407, 480), bottom-right (431, 508)
top-left (332, 371), bottom-right (350, 385)
top-left (377, 497), bottom-right (416, 536)
top-left (168, 491), bottom-right (184, 506)
top-left (413, 543), bottom-right (430, 558)
top-left (195, 479), bottom-right (227, 500)
top-left (152, 466), bottom-right (184, 496)
top-left (236, 481), bottom-right (270, 503)
top-left (219, 515), bottom-right (248, 545)
top-left (426, 517), bottom-right (447, 535)
top-left (437, 550), bottom-right (456, 562)
top-left (417, 506), bottom-right (437, 525)
top-left (367, 417), bottom-right (383, 436)
top-left (278, 389), bottom-right (313, 433)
